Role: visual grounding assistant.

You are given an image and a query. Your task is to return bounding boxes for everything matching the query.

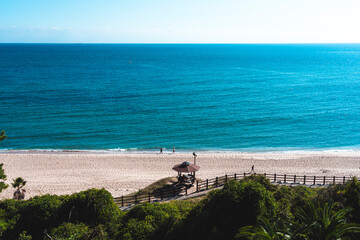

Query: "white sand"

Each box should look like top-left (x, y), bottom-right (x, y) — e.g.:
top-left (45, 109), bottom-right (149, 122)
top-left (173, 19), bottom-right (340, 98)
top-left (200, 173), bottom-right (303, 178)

top-left (1, 151), bottom-right (360, 199)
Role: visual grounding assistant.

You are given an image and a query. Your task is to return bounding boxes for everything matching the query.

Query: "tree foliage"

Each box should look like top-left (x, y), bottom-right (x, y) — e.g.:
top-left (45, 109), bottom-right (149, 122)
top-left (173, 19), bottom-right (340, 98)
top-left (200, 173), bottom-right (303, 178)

top-left (0, 163), bottom-right (8, 194)
top-left (49, 222), bottom-right (101, 240)
top-left (296, 200), bottom-right (360, 240)
top-left (236, 217), bottom-right (294, 240)
top-left (118, 201), bottom-right (194, 240)
top-left (0, 130), bottom-right (6, 142)
top-left (0, 130), bottom-right (8, 194)
top-left (172, 177), bottom-right (277, 240)
top-left (12, 178), bottom-right (26, 191)
top-left (0, 189), bottom-right (122, 239)
top-left (60, 188), bottom-right (123, 226)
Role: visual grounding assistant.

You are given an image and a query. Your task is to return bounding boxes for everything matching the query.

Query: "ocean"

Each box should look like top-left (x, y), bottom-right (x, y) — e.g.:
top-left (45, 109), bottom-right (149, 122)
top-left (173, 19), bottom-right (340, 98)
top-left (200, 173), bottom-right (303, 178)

top-left (1, 43), bottom-right (360, 152)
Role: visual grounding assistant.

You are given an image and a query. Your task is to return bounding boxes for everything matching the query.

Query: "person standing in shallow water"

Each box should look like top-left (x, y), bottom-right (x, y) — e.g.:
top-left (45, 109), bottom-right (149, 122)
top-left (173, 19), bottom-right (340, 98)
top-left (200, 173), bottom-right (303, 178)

top-left (160, 148), bottom-right (163, 154)
top-left (173, 147), bottom-right (175, 153)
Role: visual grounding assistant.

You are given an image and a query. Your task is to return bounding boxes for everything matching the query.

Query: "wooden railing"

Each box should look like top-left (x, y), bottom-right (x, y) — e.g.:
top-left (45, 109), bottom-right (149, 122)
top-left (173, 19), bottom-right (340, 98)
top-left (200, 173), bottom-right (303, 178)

top-left (114, 182), bottom-right (189, 207)
top-left (114, 173), bottom-right (356, 207)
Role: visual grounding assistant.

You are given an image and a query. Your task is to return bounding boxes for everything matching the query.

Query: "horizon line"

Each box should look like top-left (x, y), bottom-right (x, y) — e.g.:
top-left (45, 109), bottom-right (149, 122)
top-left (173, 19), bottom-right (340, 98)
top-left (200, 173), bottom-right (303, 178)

top-left (1, 42), bottom-right (360, 44)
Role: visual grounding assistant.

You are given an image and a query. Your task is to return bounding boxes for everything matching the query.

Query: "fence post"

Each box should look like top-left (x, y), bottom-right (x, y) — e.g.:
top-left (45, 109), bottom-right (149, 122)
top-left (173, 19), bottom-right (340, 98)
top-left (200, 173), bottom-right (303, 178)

top-left (148, 192), bottom-right (151, 202)
top-left (284, 174), bottom-right (287, 183)
top-left (333, 176), bottom-right (335, 185)
top-left (294, 175), bottom-right (296, 184)
top-left (225, 174), bottom-right (228, 183)
top-left (121, 195), bottom-right (124, 206)
top-left (185, 187), bottom-right (188, 195)
top-left (274, 173), bottom-right (276, 182)
top-left (323, 176), bottom-right (326, 185)
top-left (343, 176), bottom-right (345, 184)
top-left (216, 177), bottom-right (218, 187)
top-left (161, 189), bottom-right (163, 200)
top-left (244, 172), bottom-right (246, 178)
top-left (304, 175), bottom-right (306, 184)
top-left (313, 176), bottom-right (316, 185)
top-left (196, 180), bottom-right (199, 192)
top-left (264, 173), bottom-right (266, 178)
top-left (135, 195), bottom-right (137, 204)
top-left (173, 186), bottom-right (176, 197)
top-left (206, 179), bottom-right (209, 190)
top-left (234, 173), bottom-right (237, 180)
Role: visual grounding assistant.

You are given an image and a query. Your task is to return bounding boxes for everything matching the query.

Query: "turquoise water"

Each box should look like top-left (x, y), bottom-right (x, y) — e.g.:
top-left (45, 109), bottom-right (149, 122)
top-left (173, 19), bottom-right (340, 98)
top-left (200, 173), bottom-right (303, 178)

top-left (1, 44), bottom-right (360, 151)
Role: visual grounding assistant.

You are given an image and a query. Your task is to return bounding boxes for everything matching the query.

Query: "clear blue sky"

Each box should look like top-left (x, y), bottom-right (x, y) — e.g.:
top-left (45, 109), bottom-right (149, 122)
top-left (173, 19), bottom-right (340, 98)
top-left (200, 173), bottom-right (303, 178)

top-left (1, 0), bottom-right (359, 43)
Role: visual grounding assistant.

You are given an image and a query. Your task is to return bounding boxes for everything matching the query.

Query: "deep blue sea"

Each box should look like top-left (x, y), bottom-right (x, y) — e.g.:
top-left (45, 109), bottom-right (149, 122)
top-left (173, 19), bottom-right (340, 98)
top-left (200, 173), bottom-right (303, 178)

top-left (1, 43), bottom-right (360, 152)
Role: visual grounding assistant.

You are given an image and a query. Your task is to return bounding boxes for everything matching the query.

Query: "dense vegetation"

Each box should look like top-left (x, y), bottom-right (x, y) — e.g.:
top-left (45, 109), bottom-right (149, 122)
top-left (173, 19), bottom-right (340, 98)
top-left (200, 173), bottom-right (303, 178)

top-left (0, 131), bottom-right (8, 195)
top-left (1, 175), bottom-right (360, 239)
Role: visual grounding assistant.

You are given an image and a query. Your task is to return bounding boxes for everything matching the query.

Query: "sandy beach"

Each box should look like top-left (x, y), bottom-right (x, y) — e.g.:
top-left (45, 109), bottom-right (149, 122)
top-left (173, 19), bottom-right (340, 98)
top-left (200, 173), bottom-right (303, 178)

top-left (1, 151), bottom-right (360, 199)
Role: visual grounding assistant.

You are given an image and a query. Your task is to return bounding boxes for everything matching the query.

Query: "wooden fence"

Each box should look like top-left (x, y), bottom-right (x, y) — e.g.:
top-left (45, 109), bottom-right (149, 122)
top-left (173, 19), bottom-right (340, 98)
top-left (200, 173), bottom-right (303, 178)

top-left (114, 172), bottom-right (356, 207)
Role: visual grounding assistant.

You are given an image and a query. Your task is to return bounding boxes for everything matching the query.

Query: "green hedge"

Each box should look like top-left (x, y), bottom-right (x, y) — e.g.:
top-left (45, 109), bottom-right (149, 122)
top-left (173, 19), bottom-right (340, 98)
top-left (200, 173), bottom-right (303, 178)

top-left (0, 188), bottom-right (122, 239)
top-left (1, 176), bottom-right (360, 239)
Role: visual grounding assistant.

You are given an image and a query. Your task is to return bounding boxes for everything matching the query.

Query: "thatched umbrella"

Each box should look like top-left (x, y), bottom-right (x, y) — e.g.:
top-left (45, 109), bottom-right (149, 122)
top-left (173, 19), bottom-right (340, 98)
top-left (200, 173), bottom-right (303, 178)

top-left (172, 161), bottom-right (200, 172)
top-left (172, 162), bottom-right (200, 181)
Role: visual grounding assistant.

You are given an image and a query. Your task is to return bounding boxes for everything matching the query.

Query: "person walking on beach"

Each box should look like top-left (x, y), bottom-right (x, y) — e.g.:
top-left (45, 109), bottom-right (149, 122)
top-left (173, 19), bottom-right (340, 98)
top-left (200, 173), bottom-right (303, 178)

top-left (251, 165), bottom-right (255, 174)
top-left (173, 147), bottom-right (175, 153)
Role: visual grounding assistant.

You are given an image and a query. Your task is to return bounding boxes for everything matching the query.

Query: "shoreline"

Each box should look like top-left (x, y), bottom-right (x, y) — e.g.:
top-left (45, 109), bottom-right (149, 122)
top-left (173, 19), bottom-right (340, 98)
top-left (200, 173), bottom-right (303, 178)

top-left (2, 147), bottom-right (360, 155)
top-left (1, 151), bottom-right (360, 200)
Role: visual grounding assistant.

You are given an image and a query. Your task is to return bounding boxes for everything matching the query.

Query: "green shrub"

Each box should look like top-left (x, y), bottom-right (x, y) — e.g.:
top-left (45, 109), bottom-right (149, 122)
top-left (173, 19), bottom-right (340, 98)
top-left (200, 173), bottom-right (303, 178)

top-left (17, 231), bottom-right (32, 240)
top-left (60, 188), bottom-right (123, 226)
top-left (0, 189), bottom-right (122, 239)
top-left (120, 217), bottom-right (157, 240)
top-left (173, 178), bottom-right (277, 240)
top-left (295, 200), bottom-right (360, 240)
top-left (344, 178), bottom-right (360, 223)
top-left (5, 177), bottom-right (360, 240)
top-left (315, 183), bottom-right (346, 207)
top-left (246, 174), bottom-right (278, 192)
top-left (273, 186), bottom-right (294, 221)
top-left (118, 201), bottom-right (195, 240)
top-left (292, 185), bottom-right (316, 213)
top-left (342, 178), bottom-right (360, 240)
top-left (16, 194), bottom-right (62, 239)
top-left (49, 222), bottom-right (92, 240)
top-left (0, 199), bottom-right (21, 238)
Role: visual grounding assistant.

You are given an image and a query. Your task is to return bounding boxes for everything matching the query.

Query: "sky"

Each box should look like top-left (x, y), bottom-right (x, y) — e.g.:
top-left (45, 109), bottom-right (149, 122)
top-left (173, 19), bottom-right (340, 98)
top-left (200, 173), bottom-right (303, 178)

top-left (1, 0), bottom-right (360, 43)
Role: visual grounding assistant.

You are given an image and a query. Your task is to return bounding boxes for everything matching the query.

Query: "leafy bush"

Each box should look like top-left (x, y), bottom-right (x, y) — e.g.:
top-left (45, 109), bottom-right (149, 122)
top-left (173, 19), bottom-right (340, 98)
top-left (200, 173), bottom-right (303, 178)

top-left (49, 222), bottom-right (92, 240)
top-left (315, 183), bottom-right (346, 207)
top-left (17, 231), bottom-right (32, 240)
top-left (118, 201), bottom-right (194, 240)
top-left (296, 200), bottom-right (360, 239)
top-left (119, 217), bottom-right (156, 240)
top-left (343, 177), bottom-right (360, 223)
top-left (3, 177), bottom-right (360, 240)
top-left (291, 185), bottom-right (316, 213)
top-left (0, 188), bottom-right (122, 239)
top-left (273, 186), bottom-right (294, 221)
top-left (246, 174), bottom-right (278, 192)
top-left (0, 163), bottom-right (8, 194)
top-left (16, 194), bottom-right (63, 239)
top-left (60, 188), bottom-right (123, 226)
top-left (0, 199), bottom-right (21, 238)
top-left (173, 178), bottom-right (277, 240)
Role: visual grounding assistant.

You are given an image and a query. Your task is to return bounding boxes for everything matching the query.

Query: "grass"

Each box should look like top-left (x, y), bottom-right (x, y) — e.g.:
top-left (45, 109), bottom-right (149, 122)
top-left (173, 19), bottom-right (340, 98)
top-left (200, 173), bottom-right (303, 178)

top-left (183, 195), bottom-right (206, 203)
top-left (126, 177), bottom-right (178, 197)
